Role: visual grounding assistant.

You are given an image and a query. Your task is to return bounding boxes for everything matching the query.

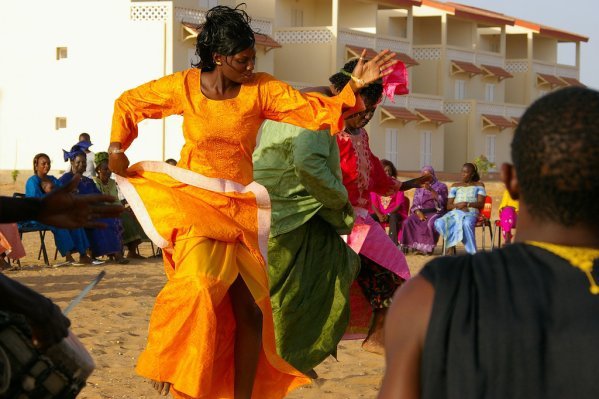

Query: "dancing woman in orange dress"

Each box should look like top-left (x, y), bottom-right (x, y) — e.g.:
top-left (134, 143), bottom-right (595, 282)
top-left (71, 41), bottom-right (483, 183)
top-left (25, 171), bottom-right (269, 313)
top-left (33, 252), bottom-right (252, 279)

top-left (108, 5), bottom-right (396, 399)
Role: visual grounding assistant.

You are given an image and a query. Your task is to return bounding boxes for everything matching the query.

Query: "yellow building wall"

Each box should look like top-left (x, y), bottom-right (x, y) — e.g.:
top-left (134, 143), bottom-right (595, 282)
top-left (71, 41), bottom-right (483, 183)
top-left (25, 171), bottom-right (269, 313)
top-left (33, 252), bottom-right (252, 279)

top-left (443, 113), bottom-right (469, 172)
top-left (377, 10), bottom-right (409, 39)
top-left (412, 60), bottom-right (441, 96)
top-left (276, 0), bottom-right (332, 27)
top-left (274, 44), bottom-right (332, 84)
top-left (505, 72), bottom-right (528, 104)
top-left (533, 35), bottom-right (557, 62)
top-left (506, 34), bottom-right (528, 58)
top-left (447, 17), bottom-right (474, 49)
top-left (413, 17), bottom-right (442, 45)
top-left (339, 0), bottom-right (377, 32)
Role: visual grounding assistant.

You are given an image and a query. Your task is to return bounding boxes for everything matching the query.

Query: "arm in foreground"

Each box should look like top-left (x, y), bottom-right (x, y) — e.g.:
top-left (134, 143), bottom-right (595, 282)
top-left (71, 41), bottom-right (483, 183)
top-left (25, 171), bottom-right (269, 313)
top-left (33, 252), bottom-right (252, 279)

top-left (377, 275), bottom-right (435, 399)
top-left (0, 273), bottom-right (70, 348)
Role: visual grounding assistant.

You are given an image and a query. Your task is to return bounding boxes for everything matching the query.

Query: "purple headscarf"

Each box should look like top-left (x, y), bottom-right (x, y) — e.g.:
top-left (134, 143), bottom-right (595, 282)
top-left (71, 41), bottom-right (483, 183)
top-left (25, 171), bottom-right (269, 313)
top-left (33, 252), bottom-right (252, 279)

top-left (421, 165), bottom-right (438, 184)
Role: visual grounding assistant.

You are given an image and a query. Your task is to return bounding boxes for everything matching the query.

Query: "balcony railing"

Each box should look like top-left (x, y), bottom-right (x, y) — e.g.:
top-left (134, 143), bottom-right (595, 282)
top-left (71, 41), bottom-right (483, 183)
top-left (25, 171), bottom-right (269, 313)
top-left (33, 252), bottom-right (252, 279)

top-left (274, 27), bottom-right (335, 44)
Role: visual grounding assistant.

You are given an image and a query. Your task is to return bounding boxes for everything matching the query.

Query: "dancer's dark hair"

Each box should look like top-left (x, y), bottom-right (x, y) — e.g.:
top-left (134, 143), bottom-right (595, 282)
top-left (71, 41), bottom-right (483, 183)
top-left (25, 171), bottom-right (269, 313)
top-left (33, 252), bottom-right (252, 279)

top-left (329, 59), bottom-right (383, 105)
top-left (512, 87), bottom-right (599, 227)
top-left (192, 4), bottom-right (256, 71)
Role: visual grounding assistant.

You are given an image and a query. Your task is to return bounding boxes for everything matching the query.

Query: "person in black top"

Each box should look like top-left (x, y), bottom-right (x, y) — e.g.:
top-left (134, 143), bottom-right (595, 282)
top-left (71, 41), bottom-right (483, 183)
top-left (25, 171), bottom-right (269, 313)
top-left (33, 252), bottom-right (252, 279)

top-left (378, 86), bottom-right (599, 399)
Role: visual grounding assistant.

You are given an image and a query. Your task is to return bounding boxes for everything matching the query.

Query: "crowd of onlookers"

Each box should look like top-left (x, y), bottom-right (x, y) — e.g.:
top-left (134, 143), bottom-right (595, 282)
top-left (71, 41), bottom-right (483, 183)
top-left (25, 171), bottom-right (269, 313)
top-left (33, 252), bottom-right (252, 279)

top-left (371, 161), bottom-right (518, 256)
top-left (0, 132), bottom-right (164, 268)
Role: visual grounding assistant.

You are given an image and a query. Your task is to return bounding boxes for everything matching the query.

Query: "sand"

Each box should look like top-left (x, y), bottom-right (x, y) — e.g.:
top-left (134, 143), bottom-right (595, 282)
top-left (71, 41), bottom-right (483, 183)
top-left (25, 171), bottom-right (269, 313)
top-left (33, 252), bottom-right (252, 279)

top-left (0, 179), bottom-right (505, 398)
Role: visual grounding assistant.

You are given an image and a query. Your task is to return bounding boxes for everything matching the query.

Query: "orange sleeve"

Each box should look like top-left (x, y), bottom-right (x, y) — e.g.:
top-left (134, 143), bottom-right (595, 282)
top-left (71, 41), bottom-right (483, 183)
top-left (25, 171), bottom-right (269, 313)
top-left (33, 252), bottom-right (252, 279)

top-left (110, 71), bottom-right (185, 150)
top-left (258, 74), bottom-right (356, 135)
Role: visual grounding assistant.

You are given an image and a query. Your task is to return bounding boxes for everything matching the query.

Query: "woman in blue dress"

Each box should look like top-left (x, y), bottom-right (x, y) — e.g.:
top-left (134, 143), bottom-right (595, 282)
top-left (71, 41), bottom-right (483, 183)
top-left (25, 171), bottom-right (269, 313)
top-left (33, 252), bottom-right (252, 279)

top-left (60, 145), bottom-right (126, 263)
top-left (25, 153), bottom-right (92, 265)
top-left (434, 162), bottom-right (486, 254)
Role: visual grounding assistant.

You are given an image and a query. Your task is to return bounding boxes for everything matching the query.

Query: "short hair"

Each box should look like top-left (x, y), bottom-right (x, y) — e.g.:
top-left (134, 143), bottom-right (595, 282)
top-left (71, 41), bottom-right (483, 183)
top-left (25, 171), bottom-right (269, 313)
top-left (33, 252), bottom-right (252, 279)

top-left (463, 162), bottom-right (480, 182)
top-left (165, 158), bottom-right (177, 166)
top-left (192, 4), bottom-right (255, 71)
top-left (329, 59), bottom-right (383, 106)
top-left (381, 159), bottom-right (397, 177)
top-left (33, 153), bottom-right (50, 173)
top-left (79, 132), bottom-right (91, 142)
top-left (512, 87), bottom-right (599, 227)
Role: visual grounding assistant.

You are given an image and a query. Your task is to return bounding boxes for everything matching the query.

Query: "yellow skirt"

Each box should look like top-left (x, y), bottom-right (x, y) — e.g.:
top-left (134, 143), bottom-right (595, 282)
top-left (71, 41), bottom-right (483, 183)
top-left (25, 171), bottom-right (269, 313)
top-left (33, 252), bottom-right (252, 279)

top-left (116, 162), bottom-right (310, 399)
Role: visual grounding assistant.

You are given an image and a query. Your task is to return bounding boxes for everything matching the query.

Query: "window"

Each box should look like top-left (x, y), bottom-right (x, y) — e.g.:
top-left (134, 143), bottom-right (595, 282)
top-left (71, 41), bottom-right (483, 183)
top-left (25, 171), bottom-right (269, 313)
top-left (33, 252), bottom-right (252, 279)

top-left (55, 117), bottom-right (67, 130)
top-left (420, 131), bottom-right (432, 168)
top-left (56, 47), bottom-right (68, 60)
top-left (454, 80), bottom-right (465, 100)
top-left (485, 83), bottom-right (495, 102)
top-left (385, 128), bottom-right (399, 167)
top-left (485, 135), bottom-right (496, 171)
top-left (291, 9), bottom-right (304, 27)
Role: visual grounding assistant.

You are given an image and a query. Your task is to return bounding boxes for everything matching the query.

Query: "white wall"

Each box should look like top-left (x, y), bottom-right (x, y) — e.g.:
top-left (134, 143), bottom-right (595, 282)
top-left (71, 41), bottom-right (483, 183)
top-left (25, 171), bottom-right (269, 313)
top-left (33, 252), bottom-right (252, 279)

top-left (0, 0), bottom-right (183, 170)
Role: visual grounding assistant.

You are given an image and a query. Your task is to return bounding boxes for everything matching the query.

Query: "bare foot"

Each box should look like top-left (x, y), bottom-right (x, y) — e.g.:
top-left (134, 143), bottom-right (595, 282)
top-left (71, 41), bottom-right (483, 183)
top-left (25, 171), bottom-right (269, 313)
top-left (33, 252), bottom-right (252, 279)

top-left (126, 252), bottom-right (145, 260)
top-left (361, 336), bottom-right (385, 355)
top-left (0, 256), bottom-right (11, 270)
top-left (65, 253), bottom-right (76, 263)
top-left (151, 380), bottom-right (171, 396)
top-left (362, 308), bottom-right (387, 355)
top-left (79, 254), bottom-right (93, 264)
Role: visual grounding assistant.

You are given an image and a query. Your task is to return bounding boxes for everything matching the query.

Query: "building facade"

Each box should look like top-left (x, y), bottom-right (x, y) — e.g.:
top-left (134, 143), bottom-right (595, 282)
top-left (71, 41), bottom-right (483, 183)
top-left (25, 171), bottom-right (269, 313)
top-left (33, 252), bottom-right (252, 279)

top-left (0, 0), bottom-right (587, 172)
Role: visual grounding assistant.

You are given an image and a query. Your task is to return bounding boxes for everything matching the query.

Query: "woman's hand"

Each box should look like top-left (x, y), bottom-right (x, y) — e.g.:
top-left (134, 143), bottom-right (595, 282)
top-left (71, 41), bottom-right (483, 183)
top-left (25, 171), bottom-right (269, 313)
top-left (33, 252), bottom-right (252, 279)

top-left (108, 143), bottom-right (130, 177)
top-left (415, 210), bottom-right (427, 222)
top-left (350, 49), bottom-right (398, 91)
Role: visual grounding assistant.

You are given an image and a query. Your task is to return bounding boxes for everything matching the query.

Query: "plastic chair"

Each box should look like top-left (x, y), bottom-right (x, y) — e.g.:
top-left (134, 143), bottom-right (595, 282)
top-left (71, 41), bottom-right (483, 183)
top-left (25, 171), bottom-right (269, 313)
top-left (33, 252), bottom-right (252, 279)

top-left (13, 193), bottom-right (50, 266)
top-left (475, 195), bottom-right (493, 251)
top-left (492, 219), bottom-right (502, 249)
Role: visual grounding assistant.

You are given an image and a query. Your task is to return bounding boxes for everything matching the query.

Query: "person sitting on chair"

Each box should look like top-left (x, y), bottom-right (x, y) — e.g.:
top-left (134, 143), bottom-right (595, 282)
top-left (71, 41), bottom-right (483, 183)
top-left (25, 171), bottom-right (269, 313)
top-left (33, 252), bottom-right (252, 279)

top-left (370, 159), bottom-right (409, 245)
top-left (433, 163), bottom-right (485, 254)
top-left (498, 188), bottom-right (519, 245)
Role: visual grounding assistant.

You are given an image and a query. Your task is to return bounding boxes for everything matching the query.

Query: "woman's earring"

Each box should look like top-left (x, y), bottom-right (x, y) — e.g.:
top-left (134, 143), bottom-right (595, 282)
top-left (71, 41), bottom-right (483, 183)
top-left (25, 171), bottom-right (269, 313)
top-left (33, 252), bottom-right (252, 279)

top-left (215, 60), bottom-right (222, 66)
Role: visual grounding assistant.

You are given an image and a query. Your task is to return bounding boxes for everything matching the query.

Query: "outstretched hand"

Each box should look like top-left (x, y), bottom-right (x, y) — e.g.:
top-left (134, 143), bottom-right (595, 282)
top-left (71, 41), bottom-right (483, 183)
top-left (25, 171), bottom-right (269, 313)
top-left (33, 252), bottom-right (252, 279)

top-left (351, 49), bottom-right (398, 90)
top-left (399, 175), bottom-right (433, 191)
top-left (38, 175), bottom-right (124, 229)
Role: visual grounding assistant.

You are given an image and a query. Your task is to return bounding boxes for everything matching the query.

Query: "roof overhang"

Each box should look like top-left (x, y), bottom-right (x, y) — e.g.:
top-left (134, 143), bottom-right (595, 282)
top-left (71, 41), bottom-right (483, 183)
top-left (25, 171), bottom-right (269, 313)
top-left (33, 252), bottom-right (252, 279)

top-left (181, 22), bottom-right (282, 51)
top-left (422, 1), bottom-right (515, 26)
top-left (515, 19), bottom-right (589, 42)
top-left (559, 76), bottom-right (585, 87)
top-left (380, 106), bottom-right (420, 124)
top-left (482, 114), bottom-right (514, 131)
top-left (537, 73), bottom-right (567, 88)
top-left (415, 108), bottom-right (452, 125)
top-left (451, 60), bottom-right (483, 77)
top-left (481, 64), bottom-right (513, 81)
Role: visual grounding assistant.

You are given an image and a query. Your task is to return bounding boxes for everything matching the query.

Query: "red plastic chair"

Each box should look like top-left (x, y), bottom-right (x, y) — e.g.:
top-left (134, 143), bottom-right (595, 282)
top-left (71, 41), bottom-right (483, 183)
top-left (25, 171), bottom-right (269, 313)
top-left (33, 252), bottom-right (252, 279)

top-left (475, 195), bottom-right (493, 250)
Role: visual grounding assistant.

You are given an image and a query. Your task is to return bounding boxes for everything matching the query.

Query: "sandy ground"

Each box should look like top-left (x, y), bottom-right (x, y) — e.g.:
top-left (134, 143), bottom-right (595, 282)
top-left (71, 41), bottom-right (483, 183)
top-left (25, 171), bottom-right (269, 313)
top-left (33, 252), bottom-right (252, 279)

top-left (0, 178), bottom-right (505, 398)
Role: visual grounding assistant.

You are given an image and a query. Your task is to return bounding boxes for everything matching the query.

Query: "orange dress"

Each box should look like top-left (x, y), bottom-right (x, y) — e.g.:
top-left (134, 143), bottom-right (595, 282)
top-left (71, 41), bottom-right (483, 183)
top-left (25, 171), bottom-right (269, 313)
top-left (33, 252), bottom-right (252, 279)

top-left (110, 69), bottom-right (356, 399)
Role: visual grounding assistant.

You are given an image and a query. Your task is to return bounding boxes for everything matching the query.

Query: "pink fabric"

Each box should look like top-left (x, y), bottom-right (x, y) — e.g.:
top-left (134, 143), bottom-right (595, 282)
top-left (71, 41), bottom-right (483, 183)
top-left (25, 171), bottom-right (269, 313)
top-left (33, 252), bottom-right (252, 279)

top-left (370, 191), bottom-right (407, 216)
top-left (346, 211), bottom-right (410, 280)
top-left (382, 61), bottom-right (409, 102)
top-left (499, 206), bottom-right (517, 239)
top-left (0, 224), bottom-right (26, 260)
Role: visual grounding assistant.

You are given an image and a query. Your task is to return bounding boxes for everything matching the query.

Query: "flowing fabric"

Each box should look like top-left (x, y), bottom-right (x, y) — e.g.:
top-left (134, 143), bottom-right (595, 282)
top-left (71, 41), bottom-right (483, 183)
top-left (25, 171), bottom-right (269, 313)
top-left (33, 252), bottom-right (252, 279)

top-left (25, 175), bottom-right (89, 257)
top-left (111, 69), bottom-right (358, 398)
top-left (434, 185), bottom-right (485, 254)
top-left (0, 224), bottom-right (25, 260)
top-left (337, 128), bottom-right (410, 335)
top-left (253, 121), bottom-right (359, 373)
top-left (402, 171), bottom-right (448, 254)
top-left (59, 172), bottom-right (122, 257)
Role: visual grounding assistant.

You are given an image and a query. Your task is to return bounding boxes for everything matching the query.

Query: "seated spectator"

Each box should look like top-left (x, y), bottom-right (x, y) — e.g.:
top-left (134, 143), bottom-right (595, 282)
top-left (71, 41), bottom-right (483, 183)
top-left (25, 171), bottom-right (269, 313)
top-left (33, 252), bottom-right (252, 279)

top-left (25, 153), bottom-right (93, 265)
top-left (370, 160), bottom-right (409, 245)
top-left (93, 152), bottom-right (146, 259)
top-left (401, 166), bottom-right (448, 255)
top-left (0, 224), bottom-right (26, 269)
top-left (433, 163), bottom-right (485, 254)
top-left (498, 189), bottom-right (519, 245)
top-left (60, 145), bottom-right (126, 264)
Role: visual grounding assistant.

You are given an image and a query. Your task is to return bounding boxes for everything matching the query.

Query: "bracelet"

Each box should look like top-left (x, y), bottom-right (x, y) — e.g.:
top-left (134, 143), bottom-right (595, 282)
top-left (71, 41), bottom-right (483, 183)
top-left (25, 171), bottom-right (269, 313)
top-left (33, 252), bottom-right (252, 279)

top-left (109, 149), bottom-right (124, 154)
top-left (350, 74), bottom-right (365, 88)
